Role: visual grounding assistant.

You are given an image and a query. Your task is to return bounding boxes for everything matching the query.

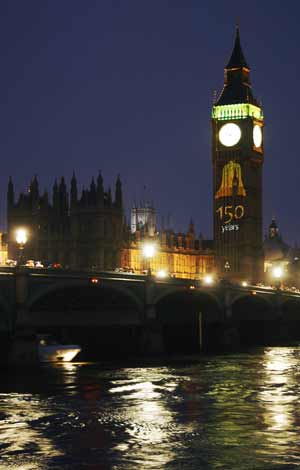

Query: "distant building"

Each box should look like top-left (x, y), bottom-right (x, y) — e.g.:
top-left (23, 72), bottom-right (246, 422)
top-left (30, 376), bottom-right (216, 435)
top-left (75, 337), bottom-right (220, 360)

top-left (263, 218), bottom-right (300, 287)
top-left (122, 210), bottom-right (215, 279)
top-left (131, 202), bottom-right (156, 237)
top-left (7, 174), bottom-right (125, 270)
top-left (0, 233), bottom-right (8, 265)
top-left (263, 218), bottom-right (291, 273)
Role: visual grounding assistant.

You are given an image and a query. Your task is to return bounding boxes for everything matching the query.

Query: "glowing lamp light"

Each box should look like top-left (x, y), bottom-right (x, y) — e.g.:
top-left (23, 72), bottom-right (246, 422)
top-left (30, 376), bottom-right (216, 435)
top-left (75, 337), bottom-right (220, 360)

top-left (203, 275), bottom-right (214, 285)
top-left (90, 278), bottom-right (99, 284)
top-left (15, 228), bottom-right (28, 245)
top-left (242, 281), bottom-right (248, 287)
top-left (156, 269), bottom-right (168, 279)
top-left (272, 266), bottom-right (283, 279)
top-left (142, 243), bottom-right (156, 259)
top-left (189, 285), bottom-right (195, 290)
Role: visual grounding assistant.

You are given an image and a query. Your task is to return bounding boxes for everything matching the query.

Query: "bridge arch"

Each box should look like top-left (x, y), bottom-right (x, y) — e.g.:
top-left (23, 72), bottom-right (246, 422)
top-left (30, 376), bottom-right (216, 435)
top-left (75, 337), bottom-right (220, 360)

top-left (28, 279), bottom-right (143, 312)
top-left (28, 281), bottom-right (143, 359)
top-left (230, 292), bottom-right (274, 315)
top-left (231, 293), bottom-right (275, 345)
top-left (154, 287), bottom-right (222, 312)
top-left (155, 288), bottom-right (222, 353)
top-left (278, 298), bottom-right (300, 342)
top-left (280, 297), bottom-right (300, 318)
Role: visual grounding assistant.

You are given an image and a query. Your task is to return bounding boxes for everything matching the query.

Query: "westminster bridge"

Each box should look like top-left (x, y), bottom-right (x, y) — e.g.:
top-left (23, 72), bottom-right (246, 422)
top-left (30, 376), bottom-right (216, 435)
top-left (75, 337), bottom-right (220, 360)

top-left (1, 266), bottom-right (300, 360)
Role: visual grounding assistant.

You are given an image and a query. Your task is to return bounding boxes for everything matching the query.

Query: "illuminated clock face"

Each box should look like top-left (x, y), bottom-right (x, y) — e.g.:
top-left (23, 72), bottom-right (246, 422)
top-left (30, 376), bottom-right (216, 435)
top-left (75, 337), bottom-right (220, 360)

top-left (253, 124), bottom-right (262, 148)
top-left (219, 123), bottom-right (241, 147)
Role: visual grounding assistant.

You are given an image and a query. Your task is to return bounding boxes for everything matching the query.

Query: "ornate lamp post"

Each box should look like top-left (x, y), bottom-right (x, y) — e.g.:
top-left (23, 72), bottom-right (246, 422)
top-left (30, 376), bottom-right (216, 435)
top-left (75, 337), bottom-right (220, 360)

top-left (15, 228), bottom-right (28, 266)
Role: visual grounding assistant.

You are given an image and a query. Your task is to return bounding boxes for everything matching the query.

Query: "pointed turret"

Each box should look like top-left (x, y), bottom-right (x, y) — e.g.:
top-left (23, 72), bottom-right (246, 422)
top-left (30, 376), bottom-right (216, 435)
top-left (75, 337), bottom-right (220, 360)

top-left (32, 174), bottom-right (39, 192)
top-left (225, 26), bottom-right (249, 69)
top-left (59, 177), bottom-right (68, 212)
top-left (188, 218), bottom-right (195, 234)
top-left (107, 187), bottom-right (112, 206)
top-left (7, 176), bottom-right (14, 208)
top-left (41, 190), bottom-right (49, 207)
top-left (71, 172), bottom-right (78, 209)
top-left (115, 175), bottom-right (123, 208)
top-left (186, 219), bottom-right (195, 249)
top-left (53, 179), bottom-right (59, 210)
top-left (81, 189), bottom-right (88, 206)
top-left (30, 174), bottom-right (39, 205)
top-left (97, 171), bottom-right (104, 205)
top-left (59, 176), bottom-right (66, 191)
top-left (215, 26), bottom-right (259, 107)
top-left (269, 217), bottom-right (279, 239)
top-left (90, 178), bottom-right (96, 205)
top-left (195, 232), bottom-right (202, 252)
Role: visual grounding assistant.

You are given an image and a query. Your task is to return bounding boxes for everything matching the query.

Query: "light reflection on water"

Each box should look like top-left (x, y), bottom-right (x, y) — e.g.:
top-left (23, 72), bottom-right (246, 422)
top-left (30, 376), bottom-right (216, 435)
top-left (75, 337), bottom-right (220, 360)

top-left (0, 393), bottom-right (63, 469)
top-left (2, 349), bottom-right (300, 469)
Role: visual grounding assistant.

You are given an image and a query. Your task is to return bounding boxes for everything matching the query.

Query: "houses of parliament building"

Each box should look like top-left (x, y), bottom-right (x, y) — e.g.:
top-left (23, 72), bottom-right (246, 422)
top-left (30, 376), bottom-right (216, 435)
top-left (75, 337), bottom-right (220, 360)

top-left (7, 173), bottom-right (124, 271)
top-left (6, 173), bottom-right (215, 279)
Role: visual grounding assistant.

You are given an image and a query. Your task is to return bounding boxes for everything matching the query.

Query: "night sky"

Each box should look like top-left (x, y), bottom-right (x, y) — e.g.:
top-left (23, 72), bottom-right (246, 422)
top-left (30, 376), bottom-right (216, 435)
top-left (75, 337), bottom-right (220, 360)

top-left (0, 1), bottom-right (299, 243)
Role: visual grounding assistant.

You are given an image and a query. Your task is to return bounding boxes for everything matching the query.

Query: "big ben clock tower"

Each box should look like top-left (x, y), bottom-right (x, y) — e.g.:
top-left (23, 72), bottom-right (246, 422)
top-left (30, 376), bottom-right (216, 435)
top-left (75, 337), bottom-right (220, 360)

top-left (212, 27), bottom-right (264, 282)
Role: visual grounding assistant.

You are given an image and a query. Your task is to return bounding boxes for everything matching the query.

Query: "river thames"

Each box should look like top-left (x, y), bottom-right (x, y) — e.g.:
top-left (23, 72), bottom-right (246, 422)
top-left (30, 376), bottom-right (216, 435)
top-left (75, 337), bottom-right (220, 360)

top-left (1, 347), bottom-right (300, 469)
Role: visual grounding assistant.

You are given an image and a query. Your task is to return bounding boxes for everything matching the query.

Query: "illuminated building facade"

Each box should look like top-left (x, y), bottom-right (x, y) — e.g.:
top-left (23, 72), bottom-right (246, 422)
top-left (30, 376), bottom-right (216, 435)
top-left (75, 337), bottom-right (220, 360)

top-left (7, 174), bottom-right (124, 269)
top-left (263, 218), bottom-right (300, 287)
top-left (263, 218), bottom-right (290, 274)
top-left (131, 202), bottom-right (156, 237)
top-left (121, 219), bottom-right (215, 279)
top-left (212, 27), bottom-right (264, 281)
top-left (0, 233), bottom-right (8, 265)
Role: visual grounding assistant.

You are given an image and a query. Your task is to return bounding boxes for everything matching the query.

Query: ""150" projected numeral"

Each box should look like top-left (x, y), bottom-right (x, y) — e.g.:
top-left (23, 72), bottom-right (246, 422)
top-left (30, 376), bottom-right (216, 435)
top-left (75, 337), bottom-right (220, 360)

top-left (216, 205), bottom-right (244, 224)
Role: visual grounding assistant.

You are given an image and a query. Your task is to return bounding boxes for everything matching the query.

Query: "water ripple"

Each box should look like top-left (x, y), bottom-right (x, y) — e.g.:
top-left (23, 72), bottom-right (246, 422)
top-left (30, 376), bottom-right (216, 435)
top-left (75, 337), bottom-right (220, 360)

top-left (1, 349), bottom-right (300, 468)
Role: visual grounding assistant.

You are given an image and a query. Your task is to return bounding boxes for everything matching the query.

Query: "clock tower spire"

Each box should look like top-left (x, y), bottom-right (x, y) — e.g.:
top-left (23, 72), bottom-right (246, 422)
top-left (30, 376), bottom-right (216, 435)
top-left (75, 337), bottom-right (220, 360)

top-left (226, 25), bottom-right (249, 69)
top-left (216, 26), bottom-right (259, 107)
top-left (212, 28), bottom-right (264, 282)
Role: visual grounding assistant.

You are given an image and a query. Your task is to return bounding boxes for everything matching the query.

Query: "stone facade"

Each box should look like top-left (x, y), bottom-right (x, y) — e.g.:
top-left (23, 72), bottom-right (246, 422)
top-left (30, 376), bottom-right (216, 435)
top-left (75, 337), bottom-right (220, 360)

top-left (7, 173), bottom-right (124, 270)
top-left (121, 220), bottom-right (215, 280)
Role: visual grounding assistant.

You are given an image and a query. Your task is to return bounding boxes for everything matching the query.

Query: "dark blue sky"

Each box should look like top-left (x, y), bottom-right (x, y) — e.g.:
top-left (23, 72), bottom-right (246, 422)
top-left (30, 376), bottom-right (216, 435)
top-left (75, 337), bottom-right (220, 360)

top-left (0, 1), bottom-right (299, 242)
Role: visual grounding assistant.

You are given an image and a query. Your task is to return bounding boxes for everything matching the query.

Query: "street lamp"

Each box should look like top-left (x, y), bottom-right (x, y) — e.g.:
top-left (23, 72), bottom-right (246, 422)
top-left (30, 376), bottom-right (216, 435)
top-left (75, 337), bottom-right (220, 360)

top-left (142, 242), bottom-right (156, 276)
top-left (156, 269), bottom-right (168, 279)
top-left (15, 228), bottom-right (28, 265)
top-left (272, 265), bottom-right (283, 289)
top-left (203, 274), bottom-right (214, 285)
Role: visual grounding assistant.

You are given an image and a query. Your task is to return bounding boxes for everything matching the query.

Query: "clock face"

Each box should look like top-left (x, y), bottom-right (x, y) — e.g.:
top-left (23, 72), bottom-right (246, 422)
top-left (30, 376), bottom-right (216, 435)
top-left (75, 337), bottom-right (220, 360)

top-left (253, 124), bottom-right (262, 148)
top-left (219, 123), bottom-right (241, 147)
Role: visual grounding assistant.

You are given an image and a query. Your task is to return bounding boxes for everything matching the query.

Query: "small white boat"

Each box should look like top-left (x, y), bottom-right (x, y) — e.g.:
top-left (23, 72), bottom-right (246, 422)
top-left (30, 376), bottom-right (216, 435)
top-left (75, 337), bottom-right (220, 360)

top-left (38, 336), bottom-right (81, 362)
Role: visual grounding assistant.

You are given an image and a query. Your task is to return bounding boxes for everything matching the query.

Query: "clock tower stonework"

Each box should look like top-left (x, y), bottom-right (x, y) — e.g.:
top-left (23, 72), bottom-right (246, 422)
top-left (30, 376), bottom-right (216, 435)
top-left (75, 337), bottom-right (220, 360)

top-left (212, 27), bottom-right (264, 282)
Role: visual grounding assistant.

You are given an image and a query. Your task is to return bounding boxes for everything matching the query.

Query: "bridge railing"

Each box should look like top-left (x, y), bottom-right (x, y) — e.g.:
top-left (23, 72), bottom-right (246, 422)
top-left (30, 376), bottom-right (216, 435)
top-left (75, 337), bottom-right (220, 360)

top-left (2, 266), bottom-right (300, 299)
